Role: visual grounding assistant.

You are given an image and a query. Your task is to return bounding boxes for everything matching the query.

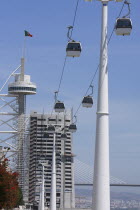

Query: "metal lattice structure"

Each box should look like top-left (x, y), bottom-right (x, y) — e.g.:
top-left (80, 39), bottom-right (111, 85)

top-left (0, 58), bottom-right (36, 203)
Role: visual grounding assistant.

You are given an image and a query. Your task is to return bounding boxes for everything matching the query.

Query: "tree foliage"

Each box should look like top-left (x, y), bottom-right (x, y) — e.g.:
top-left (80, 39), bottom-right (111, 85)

top-left (0, 158), bottom-right (23, 209)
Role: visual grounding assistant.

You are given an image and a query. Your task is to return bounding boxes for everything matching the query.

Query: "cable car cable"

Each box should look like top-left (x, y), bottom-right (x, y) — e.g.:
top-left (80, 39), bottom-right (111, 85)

top-left (67, 0), bottom-right (80, 41)
top-left (70, 0), bottom-right (81, 39)
top-left (55, 0), bottom-right (81, 100)
top-left (72, 0), bottom-right (127, 119)
top-left (49, 0), bottom-right (81, 119)
top-left (117, 1), bottom-right (125, 19)
top-left (51, 0), bottom-right (126, 121)
top-left (73, 65), bottom-right (99, 117)
top-left (57, 56), bottom-right (67, 94)
top-left (108, 1), bottom-right (126, 43)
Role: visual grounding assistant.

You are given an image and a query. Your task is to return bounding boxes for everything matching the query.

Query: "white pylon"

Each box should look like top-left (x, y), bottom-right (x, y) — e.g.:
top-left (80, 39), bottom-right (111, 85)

top-left (41, 165), bottom-right (45, 210)
top-left (93, 1), bottom-right (110, 210)
top-left (50, 133), bottom-right (56, 210)
top-left (39, 162), bottom-right (48, 210)
top-left (39, 182), bottom-right (42, 210)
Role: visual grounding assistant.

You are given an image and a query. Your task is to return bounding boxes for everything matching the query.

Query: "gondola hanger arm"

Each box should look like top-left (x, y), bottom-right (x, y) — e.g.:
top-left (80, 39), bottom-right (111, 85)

top-left (67, 26), bottom-right (74, 41)
top-left (123, 0), bottom-right (131, 18)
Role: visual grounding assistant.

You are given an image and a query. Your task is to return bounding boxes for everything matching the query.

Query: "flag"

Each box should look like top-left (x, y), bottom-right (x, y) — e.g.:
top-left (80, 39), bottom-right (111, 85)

top-left (24, 30), bottom-right (33, 37)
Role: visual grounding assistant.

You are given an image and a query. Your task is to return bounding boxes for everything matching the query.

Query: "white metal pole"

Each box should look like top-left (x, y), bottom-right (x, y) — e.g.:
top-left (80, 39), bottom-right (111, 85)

top-left (39, 183), bottom-right (42, 210)
top-left (20, 57), bottom-right (25, 81)
top-left (93, 1), bottom-right (110, 210)
top-left (18, 57), bottom-right (26, 193)
top-left (41, 165), bottom-right (45, 210)
top-left (50, 133), bottom-right (56, 210)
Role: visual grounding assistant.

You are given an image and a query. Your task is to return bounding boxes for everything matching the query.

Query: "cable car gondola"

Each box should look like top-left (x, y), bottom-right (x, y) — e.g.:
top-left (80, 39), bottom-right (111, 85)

top-left (82, 96), bottom-right (93, 108)
top-left (69, 123), bottom-right (77, 133)
top-left (66, 41), bottom-right (82, 57)
top-left (115, 18), bottom-right (132, 35)
top-left (54, 101), bottom-right (65, 112)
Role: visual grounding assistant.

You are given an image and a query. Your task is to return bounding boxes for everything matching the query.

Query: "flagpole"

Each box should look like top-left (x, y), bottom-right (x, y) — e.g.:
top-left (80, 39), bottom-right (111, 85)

top-left (23, 34), bottom-right (26, 58)
top-left (22, 30), bottom-right (33, 59)
top-left (20, 33), bottom-right (26, 81)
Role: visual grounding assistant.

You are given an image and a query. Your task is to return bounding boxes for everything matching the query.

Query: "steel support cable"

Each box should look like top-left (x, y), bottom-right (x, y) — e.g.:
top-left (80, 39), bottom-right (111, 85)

top-left (76, 163), bottom-right (93, 183)
top-left (75, 159), bottom-right (126, 185)
top-left (74, 64), bottom-right (99, 118)
top-left (70, 0), bottom-right (81, 39)
top-left (57, 56), bottom-right (67, 95)
top-left (73, 1), bottom-right (126, 120)
top-left (56, 0), bottom-right (81, 100)
top-left (117, 0), bottom-right (125, 19)
top-left (49, 0), bottom-right (81, 119)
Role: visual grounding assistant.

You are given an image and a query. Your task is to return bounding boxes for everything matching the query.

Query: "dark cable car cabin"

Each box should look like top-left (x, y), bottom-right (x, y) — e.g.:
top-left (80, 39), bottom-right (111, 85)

top-left (54, 101), bottom-right (65, 112)
top-left (69, 123), bottom-right (77, 133)
top-left (66, 41), bottom-right (82, 57)
top-left (61, 133), bottom-right (67, 140)
top-left (115, 18), bottom-right (132, 35)
top-left (82, 96), bottom-right (93, 108)
top-left (47, 125), bottom-right (55, 133)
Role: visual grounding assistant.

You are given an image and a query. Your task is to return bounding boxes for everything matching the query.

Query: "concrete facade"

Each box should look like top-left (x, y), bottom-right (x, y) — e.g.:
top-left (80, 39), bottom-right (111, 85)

top-left (28, 111), bottom-right (75, 209)
top-left (0, 146), bottom-right (4, 161)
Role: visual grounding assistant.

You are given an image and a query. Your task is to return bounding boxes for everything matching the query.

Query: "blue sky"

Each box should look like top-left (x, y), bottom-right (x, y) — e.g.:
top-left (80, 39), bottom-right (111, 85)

top-left (0, 0), bottom-right (140, 191)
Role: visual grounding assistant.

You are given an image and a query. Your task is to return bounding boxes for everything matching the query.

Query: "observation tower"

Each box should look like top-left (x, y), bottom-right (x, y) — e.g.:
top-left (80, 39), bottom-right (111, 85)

top-left (8, 58), bottom-right (36, 96)
top-left (8, 57), bottom-right (36, 199)
top-left (0, 55), bottom-right (36, 202)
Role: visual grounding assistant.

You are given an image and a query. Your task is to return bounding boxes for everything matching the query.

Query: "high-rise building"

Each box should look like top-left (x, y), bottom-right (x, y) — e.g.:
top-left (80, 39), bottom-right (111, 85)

top-left (0, 146), bottom-right (4, 161)
top-left (29, 110), bottom-right (75, 209)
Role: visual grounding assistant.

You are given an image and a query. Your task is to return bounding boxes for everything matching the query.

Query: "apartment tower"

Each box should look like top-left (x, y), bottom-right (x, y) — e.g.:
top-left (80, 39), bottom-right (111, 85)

top-left (29, 110), bottom-right (75, 209)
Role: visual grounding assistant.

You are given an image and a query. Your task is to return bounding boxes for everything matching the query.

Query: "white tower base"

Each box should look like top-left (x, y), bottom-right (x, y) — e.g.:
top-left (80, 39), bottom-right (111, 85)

top-left (93, 1), bottom-right (110, 210)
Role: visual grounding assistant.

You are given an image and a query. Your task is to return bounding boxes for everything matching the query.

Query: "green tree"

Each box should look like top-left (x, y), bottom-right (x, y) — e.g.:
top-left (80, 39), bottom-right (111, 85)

top-left (16, 187), bottom-right (24, 206)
